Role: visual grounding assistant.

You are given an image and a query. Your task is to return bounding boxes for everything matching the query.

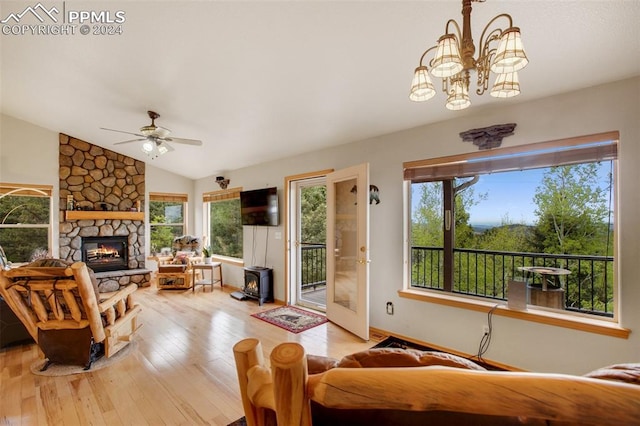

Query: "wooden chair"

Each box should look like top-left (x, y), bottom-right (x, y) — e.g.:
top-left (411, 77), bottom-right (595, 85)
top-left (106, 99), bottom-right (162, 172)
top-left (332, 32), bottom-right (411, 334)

top-left (233, 338), bottom-right (640, 426)
top-left (0, 262), bottom-right (141, 369)
top-left (153, 235), bottom-right (203, 289)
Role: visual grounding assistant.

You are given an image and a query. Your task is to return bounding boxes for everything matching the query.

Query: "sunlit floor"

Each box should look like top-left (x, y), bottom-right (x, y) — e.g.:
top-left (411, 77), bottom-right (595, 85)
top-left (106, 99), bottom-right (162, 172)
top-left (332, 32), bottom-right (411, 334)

top-left (0, 281), bottom-right (372, 425)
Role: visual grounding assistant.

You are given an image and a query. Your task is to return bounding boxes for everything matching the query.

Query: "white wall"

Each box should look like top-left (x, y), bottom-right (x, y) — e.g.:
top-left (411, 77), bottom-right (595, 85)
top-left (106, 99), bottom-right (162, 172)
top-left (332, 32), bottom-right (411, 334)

top-left (194, 77), bottom-right (640, 374)
top-left (0, 113), bottom-right (194, 266)
top-left (2, 76), bottom-right (639, 374)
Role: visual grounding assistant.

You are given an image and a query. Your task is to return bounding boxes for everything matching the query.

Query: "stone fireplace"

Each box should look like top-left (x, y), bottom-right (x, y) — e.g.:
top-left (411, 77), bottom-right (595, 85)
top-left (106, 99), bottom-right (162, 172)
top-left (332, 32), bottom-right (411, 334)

top-left (59, 134), bottom-right (150, 291)
top-left (81, 236), bottom-right (128, 273)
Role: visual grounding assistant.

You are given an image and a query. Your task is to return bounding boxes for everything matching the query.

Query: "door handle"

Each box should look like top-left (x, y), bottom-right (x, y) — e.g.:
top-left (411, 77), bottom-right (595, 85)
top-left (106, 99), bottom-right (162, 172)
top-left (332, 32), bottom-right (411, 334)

top-left (357, 258), bottom-right (371, 264)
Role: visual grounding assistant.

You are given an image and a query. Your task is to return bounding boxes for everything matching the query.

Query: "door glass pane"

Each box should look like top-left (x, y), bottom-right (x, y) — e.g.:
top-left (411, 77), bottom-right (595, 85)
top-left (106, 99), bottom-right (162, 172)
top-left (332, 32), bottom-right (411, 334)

top-left (333, 178), bottom-right (358, 311)
top-left (299, 184), bottom-right (327, 309)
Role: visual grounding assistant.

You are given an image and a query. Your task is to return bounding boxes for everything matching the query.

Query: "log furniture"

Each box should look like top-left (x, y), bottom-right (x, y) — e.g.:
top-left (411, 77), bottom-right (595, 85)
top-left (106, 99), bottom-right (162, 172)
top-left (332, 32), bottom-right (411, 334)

top-left (0, 261), bottom-right (141, 369)
top-left (233, 338), bottom-right (640, 426)
top-left (153, 235), bottom-right (203, 290)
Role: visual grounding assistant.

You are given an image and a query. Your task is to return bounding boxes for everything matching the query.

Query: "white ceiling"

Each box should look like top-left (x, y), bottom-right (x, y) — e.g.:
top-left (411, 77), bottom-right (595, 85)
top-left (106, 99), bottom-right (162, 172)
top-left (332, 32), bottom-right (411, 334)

top-left (2, 1), bottom-right (639, 180)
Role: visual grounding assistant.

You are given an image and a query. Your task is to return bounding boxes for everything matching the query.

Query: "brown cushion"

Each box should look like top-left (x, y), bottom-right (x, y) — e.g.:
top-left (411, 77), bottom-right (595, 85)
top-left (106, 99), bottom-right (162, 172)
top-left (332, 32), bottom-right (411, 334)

top-left (307, 354), bottom-right (339, 375)
top-left (159, 264), bottom-right (188, 273)
top-left (584, 363), bottom-right (640, 385)
top-left (337, 348), bottom-right (486, 371)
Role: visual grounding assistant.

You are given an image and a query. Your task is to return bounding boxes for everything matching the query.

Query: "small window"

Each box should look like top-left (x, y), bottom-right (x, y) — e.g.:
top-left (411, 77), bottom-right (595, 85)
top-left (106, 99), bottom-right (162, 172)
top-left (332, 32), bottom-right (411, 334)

top-left (204, 188), bottom-right (243, 259)
top-left (149, 193), bottom-right (187, 254)
top-left (0, 183), bottom-right (52, 263)
top-left (404, 133), bottom-right (618, 319)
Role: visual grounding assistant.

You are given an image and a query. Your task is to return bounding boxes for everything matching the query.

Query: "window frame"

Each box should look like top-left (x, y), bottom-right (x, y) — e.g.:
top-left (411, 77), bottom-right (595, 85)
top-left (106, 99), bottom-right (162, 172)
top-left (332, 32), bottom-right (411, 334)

top-left (149, 192), bottom-right (188, 253)
top-left (203, 187), bottom-right (243, 261)
top-left (400, 132), bottom-right (628, 338)
top-left (0, 182), bottom-right (53, 263)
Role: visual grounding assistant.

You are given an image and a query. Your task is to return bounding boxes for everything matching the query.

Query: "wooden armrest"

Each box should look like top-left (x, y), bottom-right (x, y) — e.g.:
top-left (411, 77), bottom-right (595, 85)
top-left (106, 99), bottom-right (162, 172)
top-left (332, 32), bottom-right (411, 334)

top-left (98, 283), bottom-right (137, 313)
top-left (306, 367), bottom-right (640, 424)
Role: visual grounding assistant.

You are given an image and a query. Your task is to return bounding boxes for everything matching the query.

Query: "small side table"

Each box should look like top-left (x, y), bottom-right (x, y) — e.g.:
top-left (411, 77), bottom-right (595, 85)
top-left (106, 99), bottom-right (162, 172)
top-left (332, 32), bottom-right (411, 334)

top-left (518, 266), bottom-right (570, 310)
top-left (192, 262), bottom-right (223, 292)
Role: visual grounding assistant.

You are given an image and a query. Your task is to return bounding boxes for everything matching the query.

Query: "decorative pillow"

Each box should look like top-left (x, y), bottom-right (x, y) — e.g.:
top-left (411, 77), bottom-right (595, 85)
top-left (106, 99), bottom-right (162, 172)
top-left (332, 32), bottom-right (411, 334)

top-left (584, 363), bottom-right (640, 385)
top-left (307, 354), bottom-right (339, 375)
top-left (337, 347), bottom-right (486, 371)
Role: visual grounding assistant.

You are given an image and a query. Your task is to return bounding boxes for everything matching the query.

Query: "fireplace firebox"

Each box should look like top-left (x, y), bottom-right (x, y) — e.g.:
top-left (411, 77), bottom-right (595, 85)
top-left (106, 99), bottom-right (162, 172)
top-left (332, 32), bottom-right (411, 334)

top-left (243, 267), bottom-right (273, 306)
top-left (81, 236), bottom-right (128, 273)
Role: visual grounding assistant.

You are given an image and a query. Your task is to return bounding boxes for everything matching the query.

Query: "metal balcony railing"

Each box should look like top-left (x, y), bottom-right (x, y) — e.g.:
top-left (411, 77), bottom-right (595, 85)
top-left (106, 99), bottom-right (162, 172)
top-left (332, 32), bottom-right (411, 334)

top-left (411, 246), bottom-right (614, 317)
top-left (300, 243), bottom-right (326, 291)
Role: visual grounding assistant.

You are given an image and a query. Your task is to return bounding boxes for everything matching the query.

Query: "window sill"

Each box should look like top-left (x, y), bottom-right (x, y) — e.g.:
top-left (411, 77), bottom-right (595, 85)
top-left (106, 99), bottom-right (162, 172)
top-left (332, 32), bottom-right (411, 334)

top-left (211, 255), bottom-right (244, 267)
top-left (398, 288), bottom-right (630, 339)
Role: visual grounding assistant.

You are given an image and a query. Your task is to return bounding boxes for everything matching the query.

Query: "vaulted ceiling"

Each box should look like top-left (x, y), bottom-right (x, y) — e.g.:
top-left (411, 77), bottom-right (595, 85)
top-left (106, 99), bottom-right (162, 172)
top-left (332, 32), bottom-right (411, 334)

top-left (2, 1), bottom-right (639, 179)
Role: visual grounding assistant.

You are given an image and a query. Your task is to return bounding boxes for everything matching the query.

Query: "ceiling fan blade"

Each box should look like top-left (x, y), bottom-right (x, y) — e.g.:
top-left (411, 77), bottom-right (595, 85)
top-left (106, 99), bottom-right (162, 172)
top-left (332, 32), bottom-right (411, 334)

top-left (113, 138), bottom-right (146, 145)
top-left (159, 141), bottom-right (175, 153)
top-left (154, 126), bottom-right (171, 138)
top-left (100, 128), bottom-right (146, 138)
top-left (164, 137), bottom-right (203, 146)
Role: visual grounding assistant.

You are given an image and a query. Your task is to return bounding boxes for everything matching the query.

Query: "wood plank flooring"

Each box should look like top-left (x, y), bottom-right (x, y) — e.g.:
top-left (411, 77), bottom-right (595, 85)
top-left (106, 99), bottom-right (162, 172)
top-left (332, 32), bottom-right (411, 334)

top-left (0, 282), bottom-right (373, 425)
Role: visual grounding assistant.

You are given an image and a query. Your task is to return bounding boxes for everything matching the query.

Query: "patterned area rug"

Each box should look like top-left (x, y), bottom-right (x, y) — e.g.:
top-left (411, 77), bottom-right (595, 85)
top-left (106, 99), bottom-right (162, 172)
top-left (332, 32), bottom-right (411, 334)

top-left (252, 305), bottom-right (327, 333)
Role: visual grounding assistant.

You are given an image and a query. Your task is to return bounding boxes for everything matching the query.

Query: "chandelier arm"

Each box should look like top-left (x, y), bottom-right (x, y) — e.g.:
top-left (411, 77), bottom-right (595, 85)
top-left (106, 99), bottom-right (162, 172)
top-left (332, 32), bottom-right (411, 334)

top-left (419, 45), bottom-right (438, 66)
top-left (444, 19), bottom-right (462, 42)
top-left (477, 13), bottom-right (513, 59)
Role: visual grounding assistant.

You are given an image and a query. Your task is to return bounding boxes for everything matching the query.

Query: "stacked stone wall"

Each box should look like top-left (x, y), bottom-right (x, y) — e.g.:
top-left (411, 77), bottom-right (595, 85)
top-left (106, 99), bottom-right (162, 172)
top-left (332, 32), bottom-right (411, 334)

top-left (58, 134), bottom-right (147, 282)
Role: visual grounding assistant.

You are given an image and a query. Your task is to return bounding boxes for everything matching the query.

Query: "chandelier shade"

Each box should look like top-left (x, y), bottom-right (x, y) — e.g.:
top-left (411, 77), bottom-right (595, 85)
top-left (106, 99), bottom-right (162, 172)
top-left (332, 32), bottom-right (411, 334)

top-left (409, 66), bottom-right (436, 102)
top-left (490, 27), bottom-right (529, 73)
top-left (430, 35), bottom-right (464, 78)
top-left (410, 0), bottom-right (528, 110)
top-left (490, 72), bottom-right (520, 98)
top-left (446, 78), bottom-right (471, 110)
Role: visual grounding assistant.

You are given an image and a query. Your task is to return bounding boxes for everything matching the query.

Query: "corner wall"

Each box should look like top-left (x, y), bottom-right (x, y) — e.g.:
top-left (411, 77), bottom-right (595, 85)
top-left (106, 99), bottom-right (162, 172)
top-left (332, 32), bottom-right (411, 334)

top-left (195, 76), bottom-right (640, 374)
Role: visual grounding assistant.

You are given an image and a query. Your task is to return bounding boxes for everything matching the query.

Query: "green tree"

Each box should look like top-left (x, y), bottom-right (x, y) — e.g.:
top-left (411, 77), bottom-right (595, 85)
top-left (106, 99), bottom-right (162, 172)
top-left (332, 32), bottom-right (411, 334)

top-left (532, 164), bottom-right (611, 255)
top-left (0, 194), bottom-right (50, 262)
top-left (210, 199), bottom-right (242, 258)
top-left (300, 185), bottom-right (326, 244)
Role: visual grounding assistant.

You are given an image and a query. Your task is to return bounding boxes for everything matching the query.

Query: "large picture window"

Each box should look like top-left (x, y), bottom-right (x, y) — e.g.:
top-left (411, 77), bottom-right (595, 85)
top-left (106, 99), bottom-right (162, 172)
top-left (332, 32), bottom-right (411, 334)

top-left (404, 132), bottom-right (618, 319)
top-left (0, 183), bottom-right (52, 263)
top-left (204, 188), bottom-right (243, 259)
top-left (149, 193), bottom-right (187, 253)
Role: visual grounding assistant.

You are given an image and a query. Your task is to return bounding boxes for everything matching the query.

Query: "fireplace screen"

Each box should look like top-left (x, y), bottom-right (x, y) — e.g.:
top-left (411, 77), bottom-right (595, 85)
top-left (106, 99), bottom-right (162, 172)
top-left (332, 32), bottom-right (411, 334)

top-left (81, 237), bottom-right (128, 272)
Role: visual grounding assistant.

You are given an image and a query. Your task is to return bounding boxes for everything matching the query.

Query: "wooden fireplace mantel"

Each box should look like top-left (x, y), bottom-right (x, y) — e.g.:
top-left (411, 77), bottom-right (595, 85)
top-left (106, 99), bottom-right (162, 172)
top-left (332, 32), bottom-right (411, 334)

top-left (64, 211), bottom-right (144, 221)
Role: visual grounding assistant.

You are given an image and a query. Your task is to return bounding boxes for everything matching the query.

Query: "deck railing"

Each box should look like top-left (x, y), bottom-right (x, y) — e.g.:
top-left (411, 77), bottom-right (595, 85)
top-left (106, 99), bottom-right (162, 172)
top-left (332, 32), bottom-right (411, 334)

top-left (301, 243), bottom-right (326, 291)
top-left (411, 246), bottom-right (614, 317)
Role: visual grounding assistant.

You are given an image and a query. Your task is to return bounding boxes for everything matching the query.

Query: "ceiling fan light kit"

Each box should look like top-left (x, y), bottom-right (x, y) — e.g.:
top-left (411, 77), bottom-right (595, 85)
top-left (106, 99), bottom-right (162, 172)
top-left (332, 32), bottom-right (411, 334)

top-left (410, 0), bottom-right (529, 111)
top-left (101, 110), bottom-right (203, 159)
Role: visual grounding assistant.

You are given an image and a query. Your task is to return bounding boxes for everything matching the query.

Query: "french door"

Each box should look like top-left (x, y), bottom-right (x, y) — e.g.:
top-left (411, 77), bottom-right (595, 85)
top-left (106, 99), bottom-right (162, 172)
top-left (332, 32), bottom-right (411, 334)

top-left (290, 176), bottom-right (327, 311)
top-left (325, 163), bottom-right (370, 341)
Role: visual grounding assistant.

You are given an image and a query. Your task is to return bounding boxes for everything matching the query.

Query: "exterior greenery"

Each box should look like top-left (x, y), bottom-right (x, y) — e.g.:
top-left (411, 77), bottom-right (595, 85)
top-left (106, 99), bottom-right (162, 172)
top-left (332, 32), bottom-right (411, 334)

top-left (0, 193), bottom-right (50, 263)
top-left (300, 185), bottom-right (327, 286)
top-left (411, 163), bottom-right (615, 316)
top-left (209, 198), bottom-right (242, 258)
top-left (149, 200), bottom-right (185, 253)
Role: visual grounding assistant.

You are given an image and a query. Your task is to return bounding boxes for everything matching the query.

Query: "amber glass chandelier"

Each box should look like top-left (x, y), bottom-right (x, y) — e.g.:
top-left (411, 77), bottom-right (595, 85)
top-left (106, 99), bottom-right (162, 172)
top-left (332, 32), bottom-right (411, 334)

top-left (409, 0), bottom-right (528, 110)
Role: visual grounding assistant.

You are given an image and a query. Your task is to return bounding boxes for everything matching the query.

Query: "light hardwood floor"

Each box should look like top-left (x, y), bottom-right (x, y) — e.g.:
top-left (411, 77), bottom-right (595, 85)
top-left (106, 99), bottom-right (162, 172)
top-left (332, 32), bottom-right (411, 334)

top-left (0, 282), bottom-right (373, 425)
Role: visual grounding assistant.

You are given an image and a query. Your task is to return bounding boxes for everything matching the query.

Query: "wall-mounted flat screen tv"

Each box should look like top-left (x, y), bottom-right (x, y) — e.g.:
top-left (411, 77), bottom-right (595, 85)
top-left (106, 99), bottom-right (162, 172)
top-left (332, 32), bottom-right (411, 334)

top-left (240, 187), bottom-right (279, 226)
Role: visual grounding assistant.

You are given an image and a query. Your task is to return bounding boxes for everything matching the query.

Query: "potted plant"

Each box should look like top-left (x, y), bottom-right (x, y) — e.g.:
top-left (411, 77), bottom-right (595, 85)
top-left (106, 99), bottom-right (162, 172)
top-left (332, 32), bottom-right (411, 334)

top-left (202, 246), bottom-right (212, 264)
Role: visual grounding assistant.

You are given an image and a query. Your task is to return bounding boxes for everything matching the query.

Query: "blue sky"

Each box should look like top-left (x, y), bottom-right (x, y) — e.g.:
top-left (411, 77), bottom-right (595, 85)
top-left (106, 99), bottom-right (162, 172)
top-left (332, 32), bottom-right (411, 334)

top-left (466, 164), bottom-right (613, 226)
top-left (469, 169), bottom-right (545, 226)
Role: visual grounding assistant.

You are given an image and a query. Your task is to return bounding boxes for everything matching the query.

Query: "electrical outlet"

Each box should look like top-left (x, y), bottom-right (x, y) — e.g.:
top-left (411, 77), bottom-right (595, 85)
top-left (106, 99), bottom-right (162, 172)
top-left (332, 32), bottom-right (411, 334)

top-left (482, 325), bottom-right (490, 335)
top-left (386, 302), bottom-right (394, 315)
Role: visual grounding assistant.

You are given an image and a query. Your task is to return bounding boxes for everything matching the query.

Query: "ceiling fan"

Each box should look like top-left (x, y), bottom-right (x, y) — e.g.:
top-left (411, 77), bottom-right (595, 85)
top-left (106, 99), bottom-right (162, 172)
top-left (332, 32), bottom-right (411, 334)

top-left (101, 110), bottom-right (203, 159)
